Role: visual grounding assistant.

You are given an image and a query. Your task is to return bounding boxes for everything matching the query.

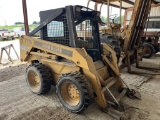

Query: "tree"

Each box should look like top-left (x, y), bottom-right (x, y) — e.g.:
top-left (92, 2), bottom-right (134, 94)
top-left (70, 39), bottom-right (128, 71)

top-left (100, 16), bottom-right (107, 23)
top-left (32, 21), bottom-right (39, 24)
top-left (114, 16), bottom-right (124, 24)
top-left (15, 22), bottom-right (24, 25)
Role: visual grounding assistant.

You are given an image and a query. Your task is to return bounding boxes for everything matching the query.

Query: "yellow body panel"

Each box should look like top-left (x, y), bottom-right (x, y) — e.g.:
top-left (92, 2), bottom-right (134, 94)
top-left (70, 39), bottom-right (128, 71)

top-left (20, 35), bottom-right (123, 109)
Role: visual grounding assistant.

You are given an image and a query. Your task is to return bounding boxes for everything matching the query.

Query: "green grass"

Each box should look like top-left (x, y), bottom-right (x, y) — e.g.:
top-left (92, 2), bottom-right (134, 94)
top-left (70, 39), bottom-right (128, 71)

top-left (0, 24), bottom-right (38, 31)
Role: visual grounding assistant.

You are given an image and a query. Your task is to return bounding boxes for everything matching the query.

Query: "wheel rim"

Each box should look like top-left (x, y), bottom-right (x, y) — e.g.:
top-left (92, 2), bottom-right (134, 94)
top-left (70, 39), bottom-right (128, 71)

top-left (28, 70), bottom-right (40, 90)
top-left (61, 82), bottom-right (80, 106)
top-left (144, 47), bottom-right (151, 56)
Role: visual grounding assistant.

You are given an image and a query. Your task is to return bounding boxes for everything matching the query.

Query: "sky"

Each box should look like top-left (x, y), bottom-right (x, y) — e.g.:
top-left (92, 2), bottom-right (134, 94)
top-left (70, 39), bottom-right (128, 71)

top-left (0, 0), bottom-right (124, 26)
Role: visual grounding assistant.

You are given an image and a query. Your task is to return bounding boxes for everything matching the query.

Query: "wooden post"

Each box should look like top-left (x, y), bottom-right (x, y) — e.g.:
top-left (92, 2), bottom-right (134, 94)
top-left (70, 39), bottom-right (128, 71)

top-left (120, 0), bottom-right (122, 25)
top-left (22, 0), bottom-right (29, 35)
top-left (107, 0), bottom-right (110, 27)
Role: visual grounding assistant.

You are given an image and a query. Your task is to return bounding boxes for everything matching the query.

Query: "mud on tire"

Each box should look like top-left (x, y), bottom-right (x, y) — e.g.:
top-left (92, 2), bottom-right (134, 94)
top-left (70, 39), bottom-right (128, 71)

top-left (26, 63), bottom-right (52, 94)
top-left (56, 71), bottom-right (93, 113)
top-left (143, 43), bottom-right (155, 58)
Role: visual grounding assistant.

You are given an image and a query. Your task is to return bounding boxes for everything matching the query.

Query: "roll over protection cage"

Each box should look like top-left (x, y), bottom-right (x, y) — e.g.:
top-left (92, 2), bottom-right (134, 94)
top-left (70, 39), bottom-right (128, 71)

top-left (28, 5), bottom-right (102, 61)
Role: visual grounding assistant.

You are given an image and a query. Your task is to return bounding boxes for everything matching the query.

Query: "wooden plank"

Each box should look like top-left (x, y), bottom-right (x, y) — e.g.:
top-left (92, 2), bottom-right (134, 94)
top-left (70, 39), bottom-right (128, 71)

top-left (4, 48), bottom-right (13, 64)
top-left (0, 44), bottom-right (19, 64)
top-left (11, 44), bottom-right (19, 59)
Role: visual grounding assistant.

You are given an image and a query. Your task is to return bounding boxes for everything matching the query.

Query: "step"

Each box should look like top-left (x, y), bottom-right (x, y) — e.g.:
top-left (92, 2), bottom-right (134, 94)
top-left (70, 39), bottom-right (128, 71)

top-left (101, 77), bottom-right (117, 93)
top-left (116, 89), bottom-right (127, 102)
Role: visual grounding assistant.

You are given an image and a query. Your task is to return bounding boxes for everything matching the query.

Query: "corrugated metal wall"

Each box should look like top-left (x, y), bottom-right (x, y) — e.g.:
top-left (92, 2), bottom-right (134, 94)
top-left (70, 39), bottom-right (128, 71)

top-left (150, 6), bottom-right (160, 16)
top-left (126, 5), bottom-right (160, 25)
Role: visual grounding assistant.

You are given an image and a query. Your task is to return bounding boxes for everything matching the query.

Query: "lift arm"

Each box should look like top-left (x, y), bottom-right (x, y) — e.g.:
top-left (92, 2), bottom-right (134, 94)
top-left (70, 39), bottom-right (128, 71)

top-left (122, 0), bottom-right (153, 52)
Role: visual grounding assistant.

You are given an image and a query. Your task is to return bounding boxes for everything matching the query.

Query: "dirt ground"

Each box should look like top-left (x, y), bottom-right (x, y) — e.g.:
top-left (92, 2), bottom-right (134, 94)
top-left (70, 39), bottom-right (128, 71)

top-left (0, 54), bottom-right (159, 120)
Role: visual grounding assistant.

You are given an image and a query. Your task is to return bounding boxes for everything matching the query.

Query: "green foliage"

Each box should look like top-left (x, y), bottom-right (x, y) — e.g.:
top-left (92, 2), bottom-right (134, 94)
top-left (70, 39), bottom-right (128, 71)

top-left (121, 16), bottom-right (124, 24)
top-left (14, 22), bottom-right (24, 25)
top-left (0, 24), bottom-right (38, 31)
top-left (32, 21), bottom-right (39, 25)
top-left (100, 16), bottom-right (107, 23)
top-left (100, 15), bottom-right (124, 24)
top-left (114, 16), bottom-right (124, 24)
top-left (29, 24), bottom-right (38, 30)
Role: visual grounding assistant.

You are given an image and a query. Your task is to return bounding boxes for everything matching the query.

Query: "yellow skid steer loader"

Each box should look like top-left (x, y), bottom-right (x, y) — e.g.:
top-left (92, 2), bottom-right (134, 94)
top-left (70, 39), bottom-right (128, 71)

top-left (20, 5), bottom-right (140, 119)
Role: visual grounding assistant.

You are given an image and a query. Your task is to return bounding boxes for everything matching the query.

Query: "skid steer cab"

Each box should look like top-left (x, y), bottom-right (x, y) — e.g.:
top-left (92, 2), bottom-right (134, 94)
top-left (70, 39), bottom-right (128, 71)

top-left (20, 5), bottom-right (140, 119)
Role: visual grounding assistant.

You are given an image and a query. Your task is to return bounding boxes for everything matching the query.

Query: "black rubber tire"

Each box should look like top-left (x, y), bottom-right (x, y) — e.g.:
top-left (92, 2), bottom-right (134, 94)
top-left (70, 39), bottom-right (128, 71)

top-left (143, 43), bottom-right (155, 58)
top-left (26, 63), bottom-right (52, 94)
top-left (56, 71), bottom-right (93, 113)
top-left (154, 46), bottom-right (159, 53)
top-left (11, 36), bottom-right (15, 40)
top-left (100, 33), bottom-right (122, 57)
